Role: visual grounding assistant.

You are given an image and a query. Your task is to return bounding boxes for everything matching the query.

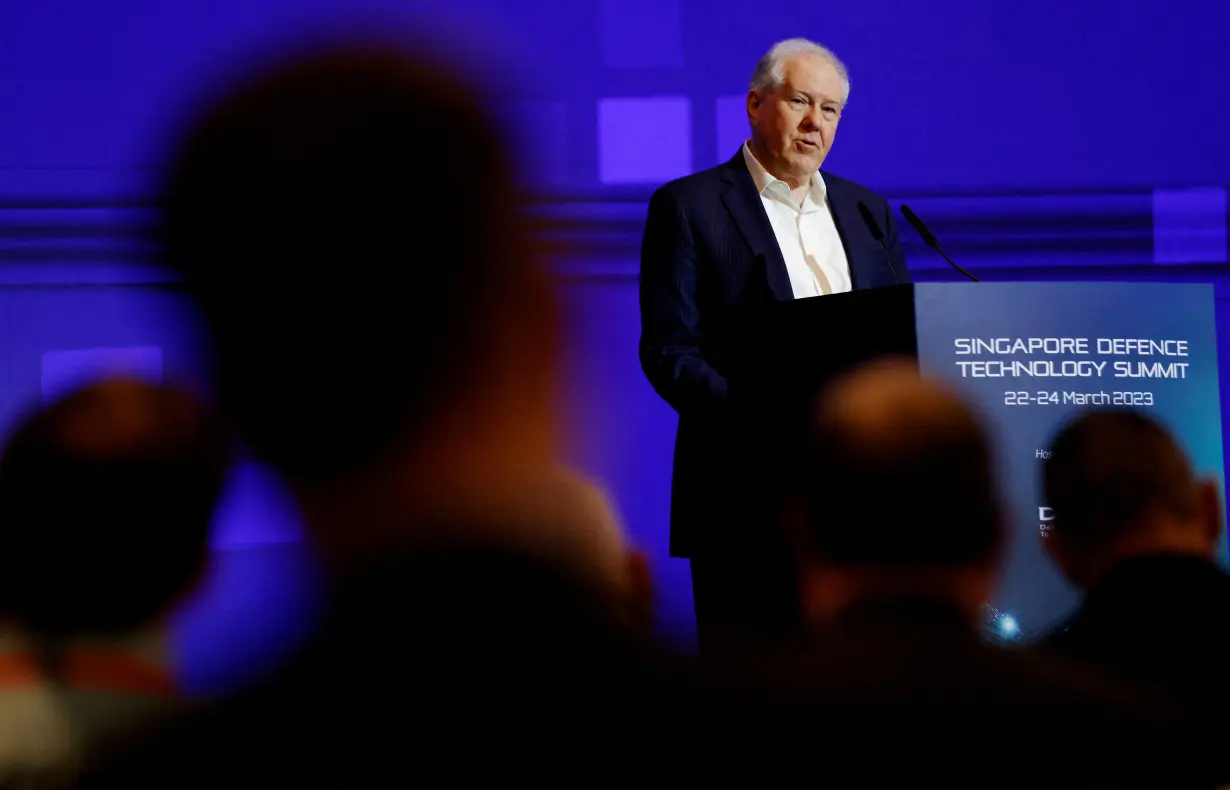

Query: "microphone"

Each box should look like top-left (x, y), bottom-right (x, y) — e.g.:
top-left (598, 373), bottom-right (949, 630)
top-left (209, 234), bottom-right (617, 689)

top-left (856, 201), bottom-right (903, 284)
top-left (899, 204), bottom-right (979, 282)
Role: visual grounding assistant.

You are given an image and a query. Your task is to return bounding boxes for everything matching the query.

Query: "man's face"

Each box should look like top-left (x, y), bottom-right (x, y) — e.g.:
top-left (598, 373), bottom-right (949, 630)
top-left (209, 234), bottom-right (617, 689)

top-left (747, 53), bottom-right (845, 187)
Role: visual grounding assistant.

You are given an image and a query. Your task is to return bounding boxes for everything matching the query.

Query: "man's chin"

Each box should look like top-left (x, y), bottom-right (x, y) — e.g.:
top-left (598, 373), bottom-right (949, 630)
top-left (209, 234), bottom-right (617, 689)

top-left (787, 154), bottom-right (826, 178)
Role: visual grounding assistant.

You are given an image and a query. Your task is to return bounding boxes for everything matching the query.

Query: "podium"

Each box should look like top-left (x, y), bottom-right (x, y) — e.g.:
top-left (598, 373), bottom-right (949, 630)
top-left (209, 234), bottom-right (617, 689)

top-left (726, 281), bottom-right (1224, 638)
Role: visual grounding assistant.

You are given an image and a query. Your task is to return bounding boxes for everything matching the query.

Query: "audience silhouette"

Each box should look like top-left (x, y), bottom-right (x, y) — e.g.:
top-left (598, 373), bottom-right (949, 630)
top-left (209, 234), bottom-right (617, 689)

top-left (0, 378), bottom-right (229, 789)
top-left (1043, 409), bottom-right (1230, 781)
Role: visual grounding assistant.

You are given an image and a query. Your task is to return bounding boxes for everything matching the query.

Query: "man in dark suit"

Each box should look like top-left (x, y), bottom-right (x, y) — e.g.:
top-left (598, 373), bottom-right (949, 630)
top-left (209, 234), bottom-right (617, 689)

top-left (1040, 409), bottom-right (1229, 776)
top-left (639, 38), bottom-right (909, 653)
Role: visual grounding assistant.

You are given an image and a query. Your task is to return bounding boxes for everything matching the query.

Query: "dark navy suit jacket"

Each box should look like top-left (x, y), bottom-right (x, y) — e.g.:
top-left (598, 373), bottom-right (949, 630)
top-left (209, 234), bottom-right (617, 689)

top-left (639, 151), bottom-right (909, 558)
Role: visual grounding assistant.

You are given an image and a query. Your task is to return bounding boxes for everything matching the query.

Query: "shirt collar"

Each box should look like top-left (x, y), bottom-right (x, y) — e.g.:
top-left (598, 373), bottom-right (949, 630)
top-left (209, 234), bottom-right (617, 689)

top-left (742, 140), bottom-right (827, 205)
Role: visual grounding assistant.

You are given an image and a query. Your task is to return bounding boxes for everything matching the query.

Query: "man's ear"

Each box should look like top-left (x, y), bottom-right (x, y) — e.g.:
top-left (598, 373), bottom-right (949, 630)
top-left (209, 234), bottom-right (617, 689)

top-left (624, 548), bottom-right (653, 633)
top-left (747, 90), bottom-right (762, 126)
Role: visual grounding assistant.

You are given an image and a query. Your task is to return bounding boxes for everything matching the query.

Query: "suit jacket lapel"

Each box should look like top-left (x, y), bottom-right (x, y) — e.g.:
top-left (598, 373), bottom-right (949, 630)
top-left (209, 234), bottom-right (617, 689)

top-left (719, 153), bottom-right (793, 302)
top-left (823, 173), bottom-right (868, 291)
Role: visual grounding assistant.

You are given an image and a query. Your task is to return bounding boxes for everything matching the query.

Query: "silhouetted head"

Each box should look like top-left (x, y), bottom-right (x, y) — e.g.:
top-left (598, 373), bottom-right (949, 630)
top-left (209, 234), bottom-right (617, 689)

top-left (159, 45), bottom-right (556, 485)
top-left (158, 42), bottom-right (560, 559)
top-left (0, 378), bottom-right (231, 636)
top-left (1043, 409), bottom-right (1221, 589)
top-left (790, 359), bottom-right (1004, 626)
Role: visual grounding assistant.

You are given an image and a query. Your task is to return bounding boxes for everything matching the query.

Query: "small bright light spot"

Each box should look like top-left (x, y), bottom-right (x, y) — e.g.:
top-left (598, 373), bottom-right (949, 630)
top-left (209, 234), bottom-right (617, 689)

top-left (999, 615), bottom-right (1018, 636)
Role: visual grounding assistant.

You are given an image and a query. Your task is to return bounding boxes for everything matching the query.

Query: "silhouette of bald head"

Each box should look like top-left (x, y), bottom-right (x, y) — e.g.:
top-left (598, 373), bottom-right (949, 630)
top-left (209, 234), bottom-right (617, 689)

top-left (1044, 409), bottom-right (1199, 547)
top-left (0, 378), bottom-right (231, 635)
top-left (1040, 409), bottom-right (1222, 590)
top-left (797, 359), bottom-right (1002, 566)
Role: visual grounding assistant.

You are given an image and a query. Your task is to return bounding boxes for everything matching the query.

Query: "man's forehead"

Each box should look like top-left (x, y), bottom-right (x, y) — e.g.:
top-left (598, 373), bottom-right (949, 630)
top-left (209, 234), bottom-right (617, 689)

top-left (779, 55), bottom-right (843, 94)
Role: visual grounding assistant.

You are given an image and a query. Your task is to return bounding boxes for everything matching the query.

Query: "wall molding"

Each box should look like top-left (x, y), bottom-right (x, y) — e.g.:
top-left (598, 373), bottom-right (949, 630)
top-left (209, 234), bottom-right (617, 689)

top-left (0, 189), bottom-right (1226, 289)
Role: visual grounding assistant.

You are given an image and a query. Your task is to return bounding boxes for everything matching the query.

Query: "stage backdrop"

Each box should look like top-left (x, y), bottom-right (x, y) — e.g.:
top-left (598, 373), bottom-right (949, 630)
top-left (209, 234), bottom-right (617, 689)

top-left (2, 0), bottom-right (1229, 684)
top-left (914, 282), bottom-right (1225, 638)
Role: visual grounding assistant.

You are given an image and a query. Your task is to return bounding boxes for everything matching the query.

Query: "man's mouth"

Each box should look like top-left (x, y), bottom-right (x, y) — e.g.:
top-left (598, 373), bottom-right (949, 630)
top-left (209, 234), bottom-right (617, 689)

top-left (798, 140), bottom-right (819, 149)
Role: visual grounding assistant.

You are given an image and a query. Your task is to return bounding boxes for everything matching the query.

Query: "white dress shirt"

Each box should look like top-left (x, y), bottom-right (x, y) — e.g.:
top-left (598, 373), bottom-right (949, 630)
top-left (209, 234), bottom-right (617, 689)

top-left (742, 141), bottom-right (851, 298)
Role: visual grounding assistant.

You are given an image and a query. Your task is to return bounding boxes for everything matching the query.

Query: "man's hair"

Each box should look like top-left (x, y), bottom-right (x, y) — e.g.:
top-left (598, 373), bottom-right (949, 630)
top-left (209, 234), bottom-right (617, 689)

top-left (1044, 409), bottom-right (1198, 546)
top-left (798, 378), bottom-right (1001, 566)
top-left (750, 38), bottom-right (850, 102)
top-left (0, 378), bottom-right (232, 635)
top-left (158, 43), bottom-right (544, 484)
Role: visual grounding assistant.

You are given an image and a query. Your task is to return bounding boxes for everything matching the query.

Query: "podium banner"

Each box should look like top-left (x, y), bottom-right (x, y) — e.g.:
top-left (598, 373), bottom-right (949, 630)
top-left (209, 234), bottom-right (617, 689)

top-left (914, 282), bottom-right (1224, 638)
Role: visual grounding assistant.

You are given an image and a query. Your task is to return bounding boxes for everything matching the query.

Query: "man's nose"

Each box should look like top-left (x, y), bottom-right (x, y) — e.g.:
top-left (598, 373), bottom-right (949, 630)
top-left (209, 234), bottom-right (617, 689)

top-left (800, 106), bottom-right (820, 130)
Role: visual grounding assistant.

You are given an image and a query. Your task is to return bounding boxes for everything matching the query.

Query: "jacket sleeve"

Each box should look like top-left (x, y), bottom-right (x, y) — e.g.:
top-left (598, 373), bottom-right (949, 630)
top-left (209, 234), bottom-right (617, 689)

top-left (638, 186), bottom-right (729, 414)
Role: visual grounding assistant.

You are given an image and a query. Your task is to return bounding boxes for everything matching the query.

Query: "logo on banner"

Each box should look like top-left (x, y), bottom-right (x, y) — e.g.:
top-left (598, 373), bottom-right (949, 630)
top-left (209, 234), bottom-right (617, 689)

top-left (1038, 506), bottom-right (1054, 538)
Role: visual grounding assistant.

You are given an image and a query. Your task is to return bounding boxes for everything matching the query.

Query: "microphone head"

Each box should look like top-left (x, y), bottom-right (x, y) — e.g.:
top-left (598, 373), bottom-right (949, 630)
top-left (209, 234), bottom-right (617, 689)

top-left (856, 201), bottom-right (885, 242)
top-left (900, 204), bottom-right (938, 247)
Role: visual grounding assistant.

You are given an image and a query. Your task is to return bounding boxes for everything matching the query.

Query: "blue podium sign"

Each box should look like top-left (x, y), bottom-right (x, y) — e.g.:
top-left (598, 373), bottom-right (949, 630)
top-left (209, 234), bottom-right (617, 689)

top-left (914, 282), bottom-right (1224, 638)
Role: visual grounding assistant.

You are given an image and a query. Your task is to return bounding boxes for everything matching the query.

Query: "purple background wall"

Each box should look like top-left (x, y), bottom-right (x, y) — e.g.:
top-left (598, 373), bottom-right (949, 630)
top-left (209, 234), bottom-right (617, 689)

top-left (1, 0), bottom-right (1228, 691)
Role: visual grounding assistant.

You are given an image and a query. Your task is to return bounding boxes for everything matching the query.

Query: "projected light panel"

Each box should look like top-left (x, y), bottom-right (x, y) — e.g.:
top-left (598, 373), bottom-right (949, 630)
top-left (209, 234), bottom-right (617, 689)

top-left (598, 97), bottom-right (691, 184)
top-left (1153, 187), bottom-right (1228, 264)
top-left (715, 95), bottom-right (747, 165)
top-left (41, 346), bottom-right (163, 403)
